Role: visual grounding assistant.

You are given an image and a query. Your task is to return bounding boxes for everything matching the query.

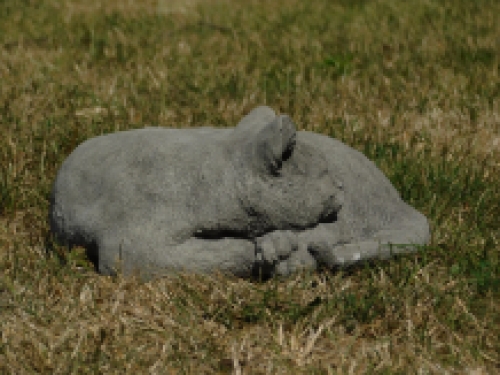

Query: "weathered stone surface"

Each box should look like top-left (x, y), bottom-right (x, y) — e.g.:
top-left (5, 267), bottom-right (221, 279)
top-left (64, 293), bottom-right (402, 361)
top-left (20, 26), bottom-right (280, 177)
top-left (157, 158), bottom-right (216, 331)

top-left (49, 106), bottom-right (430, 280)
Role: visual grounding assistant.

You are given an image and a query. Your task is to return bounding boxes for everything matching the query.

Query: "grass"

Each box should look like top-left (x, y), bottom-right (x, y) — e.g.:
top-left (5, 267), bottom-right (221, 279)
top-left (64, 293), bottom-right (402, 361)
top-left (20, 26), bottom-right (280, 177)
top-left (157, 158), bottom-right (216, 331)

top-left (1, 0), bottom-right (499, 373)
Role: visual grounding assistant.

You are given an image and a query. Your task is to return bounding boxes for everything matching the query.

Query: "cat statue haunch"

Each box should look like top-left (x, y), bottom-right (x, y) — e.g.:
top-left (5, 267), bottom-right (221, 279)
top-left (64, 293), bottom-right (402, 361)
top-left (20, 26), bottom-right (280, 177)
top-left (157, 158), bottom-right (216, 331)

top-left (49, 106), bottom-right (430, 280)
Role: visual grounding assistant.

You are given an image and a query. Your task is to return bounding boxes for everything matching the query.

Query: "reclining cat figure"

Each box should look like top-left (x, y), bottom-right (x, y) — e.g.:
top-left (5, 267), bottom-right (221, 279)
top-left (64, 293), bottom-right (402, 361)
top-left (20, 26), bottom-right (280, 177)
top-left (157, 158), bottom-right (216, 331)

top-left (49, 106), bottom-right (430, 280)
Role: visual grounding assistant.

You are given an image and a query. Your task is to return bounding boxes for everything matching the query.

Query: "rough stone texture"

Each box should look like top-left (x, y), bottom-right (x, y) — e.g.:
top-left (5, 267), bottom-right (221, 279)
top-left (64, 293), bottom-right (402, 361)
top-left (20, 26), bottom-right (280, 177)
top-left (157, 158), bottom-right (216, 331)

top-left (49, 106), bottom-right (430, 280)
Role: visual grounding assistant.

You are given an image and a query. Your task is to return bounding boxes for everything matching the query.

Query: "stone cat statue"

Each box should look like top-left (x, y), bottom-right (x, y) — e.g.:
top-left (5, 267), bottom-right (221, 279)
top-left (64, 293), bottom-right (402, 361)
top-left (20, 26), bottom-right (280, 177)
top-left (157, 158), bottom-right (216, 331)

top-left (49, 106), bottom-right (430, 280)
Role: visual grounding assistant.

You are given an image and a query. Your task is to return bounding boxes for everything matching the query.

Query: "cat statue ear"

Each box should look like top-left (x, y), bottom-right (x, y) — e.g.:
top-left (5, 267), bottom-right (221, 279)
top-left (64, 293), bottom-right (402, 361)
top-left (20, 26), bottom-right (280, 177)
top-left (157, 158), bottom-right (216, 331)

top-left (234, 106), bottom-right (277, 134)
top-left (235, 108), bottom-right (297, 176)
top-left (251, 115), bottom-right (296, 175)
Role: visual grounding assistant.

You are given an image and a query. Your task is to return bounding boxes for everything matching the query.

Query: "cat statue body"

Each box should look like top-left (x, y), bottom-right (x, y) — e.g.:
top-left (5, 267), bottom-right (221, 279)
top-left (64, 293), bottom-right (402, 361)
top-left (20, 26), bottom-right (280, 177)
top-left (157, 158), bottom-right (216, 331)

top-left (50, 106), bottom-right (430, 279)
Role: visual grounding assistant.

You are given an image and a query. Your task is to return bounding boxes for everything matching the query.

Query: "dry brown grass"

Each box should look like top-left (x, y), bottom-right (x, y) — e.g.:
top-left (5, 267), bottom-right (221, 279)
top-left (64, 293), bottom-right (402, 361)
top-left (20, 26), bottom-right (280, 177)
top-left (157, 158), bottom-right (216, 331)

top-left (1, 0), bottom-right (499, 373)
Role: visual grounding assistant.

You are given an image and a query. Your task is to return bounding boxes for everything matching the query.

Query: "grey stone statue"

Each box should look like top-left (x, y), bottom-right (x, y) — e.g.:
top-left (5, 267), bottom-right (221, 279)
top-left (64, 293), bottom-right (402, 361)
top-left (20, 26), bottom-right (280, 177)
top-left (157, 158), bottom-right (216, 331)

top-left (49, 106), bottom-right (430, 280)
